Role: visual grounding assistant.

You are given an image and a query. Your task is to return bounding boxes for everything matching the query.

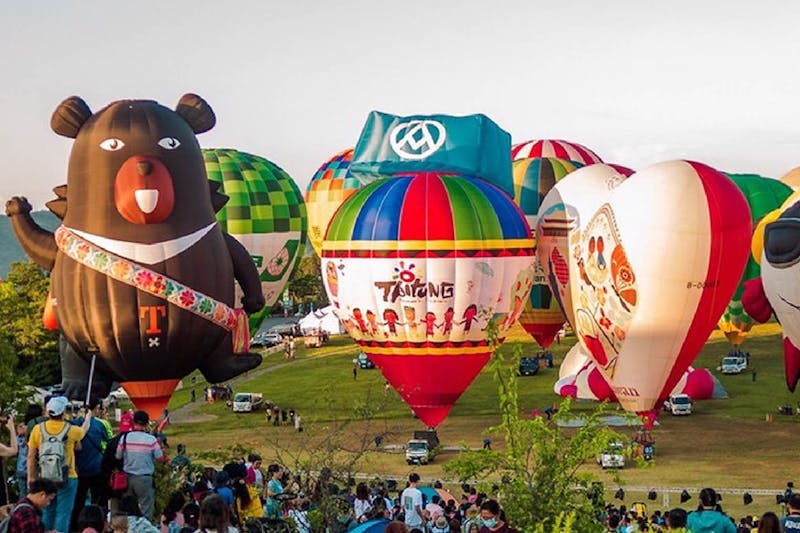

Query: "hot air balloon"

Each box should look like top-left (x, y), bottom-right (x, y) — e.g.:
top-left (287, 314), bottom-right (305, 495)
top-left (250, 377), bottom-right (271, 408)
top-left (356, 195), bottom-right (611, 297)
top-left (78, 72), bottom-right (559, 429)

top-left (536, 164), bottom-right (631, 330)
top-left (204, 149), bottom-right (307, 332)
top-left (554, 343), bottom-right (724, 402)
top-left (538, 160), bottom-right (751, 421)
top-left (716, 174), bottom-right (792, 346)
top-left (511, 139), bottom-right (603, 164)
top-left (510, 156), bottom-right (582, 348)
top-left (322, 172), bottom-right (534, 427)
top-left (5, 95), bottom-right (265, 417)
top-left (743, 189), bottom-right (800, 392)
top-left (305, 149), bottom-right (361, 257)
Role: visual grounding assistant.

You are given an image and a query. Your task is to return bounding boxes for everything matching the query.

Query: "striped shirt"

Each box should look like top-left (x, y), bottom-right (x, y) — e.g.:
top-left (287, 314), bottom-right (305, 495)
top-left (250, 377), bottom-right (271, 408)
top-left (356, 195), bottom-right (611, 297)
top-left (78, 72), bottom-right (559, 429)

top-left (115, 430), bottom-right (163, 475)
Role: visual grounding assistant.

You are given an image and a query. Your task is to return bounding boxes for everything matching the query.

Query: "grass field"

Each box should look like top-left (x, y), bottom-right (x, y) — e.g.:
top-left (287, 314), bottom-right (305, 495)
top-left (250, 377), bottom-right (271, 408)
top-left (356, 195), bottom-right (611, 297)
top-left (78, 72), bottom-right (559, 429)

top-left (165, 322), bottom-right (799, 518)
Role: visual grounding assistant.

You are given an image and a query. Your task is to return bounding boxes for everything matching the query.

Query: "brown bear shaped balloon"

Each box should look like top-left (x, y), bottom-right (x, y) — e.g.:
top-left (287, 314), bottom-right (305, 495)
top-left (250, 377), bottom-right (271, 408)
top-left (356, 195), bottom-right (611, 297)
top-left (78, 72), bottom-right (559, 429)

top-left (5, 94), bottom-right (265, 416)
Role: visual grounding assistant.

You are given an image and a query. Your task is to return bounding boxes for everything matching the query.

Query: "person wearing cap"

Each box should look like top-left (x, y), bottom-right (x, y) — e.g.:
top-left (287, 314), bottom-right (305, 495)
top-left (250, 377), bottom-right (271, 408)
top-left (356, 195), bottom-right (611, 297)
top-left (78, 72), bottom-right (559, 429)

top-left (70, 398), bottom-right (113, 532)
top-left (26, 395), bottom-right (92, 533)
top-left (115, 410), bottom-right (165, 521)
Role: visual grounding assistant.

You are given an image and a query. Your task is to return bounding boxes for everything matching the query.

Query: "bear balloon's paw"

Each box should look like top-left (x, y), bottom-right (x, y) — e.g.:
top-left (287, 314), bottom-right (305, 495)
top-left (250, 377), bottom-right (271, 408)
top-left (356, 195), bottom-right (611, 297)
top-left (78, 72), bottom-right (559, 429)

top-left (242, 294), bottom-right (266, 314)
top-left (5, 196), bottom-right (32, 216)
top-left (199, 352), bottom-right (262, 384)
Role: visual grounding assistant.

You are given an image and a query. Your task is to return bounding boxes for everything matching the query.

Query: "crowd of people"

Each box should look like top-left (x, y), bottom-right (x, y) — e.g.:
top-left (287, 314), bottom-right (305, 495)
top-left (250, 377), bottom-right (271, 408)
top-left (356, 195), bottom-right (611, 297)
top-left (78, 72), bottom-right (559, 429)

top-left (602, 488), bottom-right (800, 532)
top-left (1, 394), bottom-right (798, 533)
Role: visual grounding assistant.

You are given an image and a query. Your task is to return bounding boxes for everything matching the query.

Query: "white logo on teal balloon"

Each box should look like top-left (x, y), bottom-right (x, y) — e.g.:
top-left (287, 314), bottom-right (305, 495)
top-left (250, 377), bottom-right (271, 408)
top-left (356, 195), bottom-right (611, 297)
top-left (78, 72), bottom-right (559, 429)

top-left (390, 120), bottom-right (446, 160)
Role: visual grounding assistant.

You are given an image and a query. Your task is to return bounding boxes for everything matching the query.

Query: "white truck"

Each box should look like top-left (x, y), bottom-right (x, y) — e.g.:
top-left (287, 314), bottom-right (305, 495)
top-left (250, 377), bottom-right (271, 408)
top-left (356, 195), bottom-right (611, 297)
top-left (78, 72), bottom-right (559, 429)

top-left (598, 442), bottom-right (626, 469)
top-left (663, 393), bottom-right (692, 415)
top-left (405, 430), bottom-right (439, 465)
top-left (721, 355), bottom-right (747, 375)
top-left (232, 392), bottom-right (264, 413)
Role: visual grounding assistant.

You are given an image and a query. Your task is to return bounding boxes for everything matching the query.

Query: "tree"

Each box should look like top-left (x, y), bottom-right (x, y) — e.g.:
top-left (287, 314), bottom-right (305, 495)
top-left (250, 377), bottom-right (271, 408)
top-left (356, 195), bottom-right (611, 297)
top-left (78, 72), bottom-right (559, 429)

top-left (0, 261), bottom-right (60, 385)
top-left (288, 254), bottom-right (328, 309)
top-left (443, 334), bottom-right (625, 533)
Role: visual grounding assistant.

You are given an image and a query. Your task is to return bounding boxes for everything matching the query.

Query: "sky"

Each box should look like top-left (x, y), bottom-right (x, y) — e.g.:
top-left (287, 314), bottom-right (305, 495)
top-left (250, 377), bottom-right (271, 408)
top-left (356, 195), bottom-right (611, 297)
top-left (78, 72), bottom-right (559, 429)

top-left (3, 0), bottom-right (800, 209)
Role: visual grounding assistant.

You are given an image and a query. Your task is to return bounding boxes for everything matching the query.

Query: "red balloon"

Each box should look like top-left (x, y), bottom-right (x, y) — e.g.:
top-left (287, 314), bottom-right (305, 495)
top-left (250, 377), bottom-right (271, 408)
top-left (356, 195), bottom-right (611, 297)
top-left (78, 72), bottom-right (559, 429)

top-left (682, 368), bottom-right (714, 400)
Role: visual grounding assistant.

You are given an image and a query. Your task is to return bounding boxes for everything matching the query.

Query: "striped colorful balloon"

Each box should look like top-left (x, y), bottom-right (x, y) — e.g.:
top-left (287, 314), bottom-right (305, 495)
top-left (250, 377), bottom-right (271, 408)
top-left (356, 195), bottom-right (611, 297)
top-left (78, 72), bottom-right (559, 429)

top-left (204, 149), bottom-right (308, 332)
top-left (512, 139), bottom-right (603, 165)
top-left (511, 157), bottom-right (584, 348)
top-left (305, 149), bottom-right (361, 257)
top-left (322, 172), bottom-right (535, 427)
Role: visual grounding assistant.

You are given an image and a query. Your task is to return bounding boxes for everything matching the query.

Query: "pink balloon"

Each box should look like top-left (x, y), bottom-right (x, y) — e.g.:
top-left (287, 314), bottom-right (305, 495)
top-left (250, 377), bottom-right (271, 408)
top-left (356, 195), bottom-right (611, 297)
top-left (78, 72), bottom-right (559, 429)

top-left (682, 368), bottom-right (715, 400)
top-left (560, 384), bottom-right (578, 398)
top-left (587, 368), bottom-right (617, 401)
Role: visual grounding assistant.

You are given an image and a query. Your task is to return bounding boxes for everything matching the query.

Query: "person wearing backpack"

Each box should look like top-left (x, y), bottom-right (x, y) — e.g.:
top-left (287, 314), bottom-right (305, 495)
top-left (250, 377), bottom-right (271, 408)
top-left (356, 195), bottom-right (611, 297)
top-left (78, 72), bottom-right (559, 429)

top-left (115, 410), bottom-right (165, 521)
top-left (2, 477), bottom-right (58, 533)
top-left (26, 396), bottom-right (92, 533)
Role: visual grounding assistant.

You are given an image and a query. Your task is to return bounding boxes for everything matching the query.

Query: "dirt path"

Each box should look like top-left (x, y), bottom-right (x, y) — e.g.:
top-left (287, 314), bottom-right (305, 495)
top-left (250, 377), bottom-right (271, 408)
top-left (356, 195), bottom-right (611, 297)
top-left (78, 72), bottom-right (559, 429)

top-left (170, 346), bottom-right (356, 424)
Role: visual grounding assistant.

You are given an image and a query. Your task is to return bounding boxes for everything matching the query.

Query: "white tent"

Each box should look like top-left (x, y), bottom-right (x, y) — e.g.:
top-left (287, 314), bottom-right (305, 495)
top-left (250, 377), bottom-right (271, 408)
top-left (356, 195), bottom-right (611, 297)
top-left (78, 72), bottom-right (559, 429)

top-left (298, 305), bottom-right (345, 335)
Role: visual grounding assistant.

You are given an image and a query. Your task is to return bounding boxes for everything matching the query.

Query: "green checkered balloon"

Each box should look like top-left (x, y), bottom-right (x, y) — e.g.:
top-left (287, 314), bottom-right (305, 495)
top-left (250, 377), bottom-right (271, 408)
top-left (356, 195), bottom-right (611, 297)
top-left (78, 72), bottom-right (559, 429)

top-left (204, 148), bottom-right (308, 331)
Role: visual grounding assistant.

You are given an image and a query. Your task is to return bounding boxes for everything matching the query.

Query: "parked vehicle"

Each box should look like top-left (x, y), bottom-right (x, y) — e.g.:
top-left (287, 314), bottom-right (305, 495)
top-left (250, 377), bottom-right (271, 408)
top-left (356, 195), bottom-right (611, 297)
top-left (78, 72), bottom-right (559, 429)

top-left (519, 356), bottom-right (540, 376)
top-left (304, 329), bottom-right (328, 348)
top-left (269, 323), bottom-right (302, 338)
top-left (232, 392), bottom-right (264, 413)
top-left (663, 393), bottom-right (692, 415)
top-left (406, 430), bottom-right (440, 465)
top-left (250, 332), bottom-right (283, 348)
top-left (721, 355), bottom-right (747, 374)
top-left (597, 442), bottom-right (625, 469)
top-left (357, 352), bottom-right (375, 369)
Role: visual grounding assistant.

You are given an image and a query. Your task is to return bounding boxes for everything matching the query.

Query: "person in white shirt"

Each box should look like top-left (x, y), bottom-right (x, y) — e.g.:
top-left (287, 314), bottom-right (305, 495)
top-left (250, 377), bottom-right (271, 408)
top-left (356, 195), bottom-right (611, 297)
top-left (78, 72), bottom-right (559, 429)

top-left (354, 483), bottom-right (373, 523)
top-left (401, 473), bottom-right (424, 529)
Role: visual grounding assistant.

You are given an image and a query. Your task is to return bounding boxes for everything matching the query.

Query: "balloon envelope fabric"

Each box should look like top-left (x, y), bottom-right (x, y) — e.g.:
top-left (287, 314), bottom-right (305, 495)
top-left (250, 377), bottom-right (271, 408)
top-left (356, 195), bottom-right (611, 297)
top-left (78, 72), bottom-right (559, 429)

top-left (305, 148), bottom-right (360, 257)
top-left (717, 173), bottom-right (792, 345)
top-left (348, 111), bottom-right (514, 196)
top-left (512, 157), bottom-right (584, 348)
top-left (322, 172), bottom-right (534, 427)
top-left (204, 148), bottom-right (307, 331)
top-left (511, 139), bottom-right (603, 164)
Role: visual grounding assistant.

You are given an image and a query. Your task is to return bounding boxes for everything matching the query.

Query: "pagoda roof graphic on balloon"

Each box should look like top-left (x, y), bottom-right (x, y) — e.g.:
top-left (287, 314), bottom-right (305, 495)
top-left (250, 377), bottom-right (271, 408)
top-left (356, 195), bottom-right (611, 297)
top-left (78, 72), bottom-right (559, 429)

top-left (322, 112), bottom-right (534, 427)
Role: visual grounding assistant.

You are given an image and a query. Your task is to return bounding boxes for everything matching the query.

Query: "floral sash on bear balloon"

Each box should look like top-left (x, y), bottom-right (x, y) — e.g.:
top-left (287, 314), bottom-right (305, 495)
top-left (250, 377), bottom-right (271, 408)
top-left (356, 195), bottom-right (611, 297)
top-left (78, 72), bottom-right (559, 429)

top-left (54, 225), bottom-right (249, 352)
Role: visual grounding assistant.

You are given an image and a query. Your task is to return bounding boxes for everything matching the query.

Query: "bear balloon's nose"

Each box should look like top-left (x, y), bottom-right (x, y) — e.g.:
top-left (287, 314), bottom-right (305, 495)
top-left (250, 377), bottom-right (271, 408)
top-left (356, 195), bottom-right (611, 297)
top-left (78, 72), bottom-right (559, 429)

top-left (137, 161), bottom-right (153, 176)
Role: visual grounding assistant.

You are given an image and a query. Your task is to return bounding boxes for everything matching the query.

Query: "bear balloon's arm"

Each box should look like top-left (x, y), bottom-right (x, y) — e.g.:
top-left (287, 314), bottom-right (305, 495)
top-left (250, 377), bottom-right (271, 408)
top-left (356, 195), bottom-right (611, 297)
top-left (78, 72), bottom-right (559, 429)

top-left (223, 232), bottom-right (265, 314)
top-left (5, 196), bottom-right (57, 271)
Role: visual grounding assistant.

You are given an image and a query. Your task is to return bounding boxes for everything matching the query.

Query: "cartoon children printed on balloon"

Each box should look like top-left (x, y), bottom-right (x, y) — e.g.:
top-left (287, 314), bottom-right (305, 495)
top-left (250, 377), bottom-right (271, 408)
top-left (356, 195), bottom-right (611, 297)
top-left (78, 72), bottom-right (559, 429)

top-left (380, 308), bottom-right (405, 337)
top-left (422, 311), bottom-right (437, 338)
top-left (441, 307), bottom-right (455, 335)
top-left (365, 309), bottom-right (381, 337)
top-left (404, 306), bottom-right (425, 341)
top-left (461, 304), bottom-right (478, 333)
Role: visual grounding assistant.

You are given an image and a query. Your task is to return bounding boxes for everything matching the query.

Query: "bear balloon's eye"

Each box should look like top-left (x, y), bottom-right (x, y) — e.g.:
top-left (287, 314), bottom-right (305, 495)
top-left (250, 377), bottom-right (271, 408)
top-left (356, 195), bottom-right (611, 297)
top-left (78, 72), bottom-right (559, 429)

top-left (158, 137), bottom-right (181, 150)
top-left (99, 138), bottom-right (125, 151)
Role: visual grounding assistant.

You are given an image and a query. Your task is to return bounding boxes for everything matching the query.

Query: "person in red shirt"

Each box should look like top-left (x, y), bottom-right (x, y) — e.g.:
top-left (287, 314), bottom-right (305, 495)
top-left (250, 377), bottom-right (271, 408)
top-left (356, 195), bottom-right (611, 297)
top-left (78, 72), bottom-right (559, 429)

top-left (7, 478), bottom-right (58, 533)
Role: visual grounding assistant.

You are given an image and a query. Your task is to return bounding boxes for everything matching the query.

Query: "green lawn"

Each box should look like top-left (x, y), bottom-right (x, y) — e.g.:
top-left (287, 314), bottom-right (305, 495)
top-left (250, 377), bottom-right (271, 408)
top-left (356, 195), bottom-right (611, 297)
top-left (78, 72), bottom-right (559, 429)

top-left (166, 322), bottom-right (799, 502)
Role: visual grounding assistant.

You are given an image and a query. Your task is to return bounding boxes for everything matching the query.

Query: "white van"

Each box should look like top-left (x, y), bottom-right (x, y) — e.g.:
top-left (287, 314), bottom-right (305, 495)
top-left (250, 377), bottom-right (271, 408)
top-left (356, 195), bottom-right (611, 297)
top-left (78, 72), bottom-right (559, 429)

top-left (721, 356), bottom-right (747, 375)
top-left (663, 393), bottom-right (692, 415)
top-left (232, 392), bottom-right (264, 413)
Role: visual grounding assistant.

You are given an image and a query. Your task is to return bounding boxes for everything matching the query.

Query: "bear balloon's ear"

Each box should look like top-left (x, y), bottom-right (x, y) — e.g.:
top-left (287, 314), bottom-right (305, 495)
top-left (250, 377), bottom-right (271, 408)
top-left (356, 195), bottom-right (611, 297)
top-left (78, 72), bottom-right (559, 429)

top-left (51, 96), bottom-right (92, 138)
top-left (175, 93), bottom-right (216, 134)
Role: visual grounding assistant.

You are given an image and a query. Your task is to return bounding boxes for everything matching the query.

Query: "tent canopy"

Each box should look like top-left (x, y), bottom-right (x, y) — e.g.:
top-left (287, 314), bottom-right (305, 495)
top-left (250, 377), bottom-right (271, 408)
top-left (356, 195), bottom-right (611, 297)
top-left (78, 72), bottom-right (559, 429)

top-left (298, 305), bottom-right (344, 335)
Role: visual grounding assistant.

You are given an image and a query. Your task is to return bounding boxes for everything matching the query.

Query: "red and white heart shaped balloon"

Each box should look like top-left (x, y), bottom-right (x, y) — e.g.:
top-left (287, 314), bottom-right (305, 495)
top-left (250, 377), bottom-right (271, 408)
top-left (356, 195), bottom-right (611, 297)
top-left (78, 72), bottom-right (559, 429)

top-left (538, 161), bottom-right (751, 416)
